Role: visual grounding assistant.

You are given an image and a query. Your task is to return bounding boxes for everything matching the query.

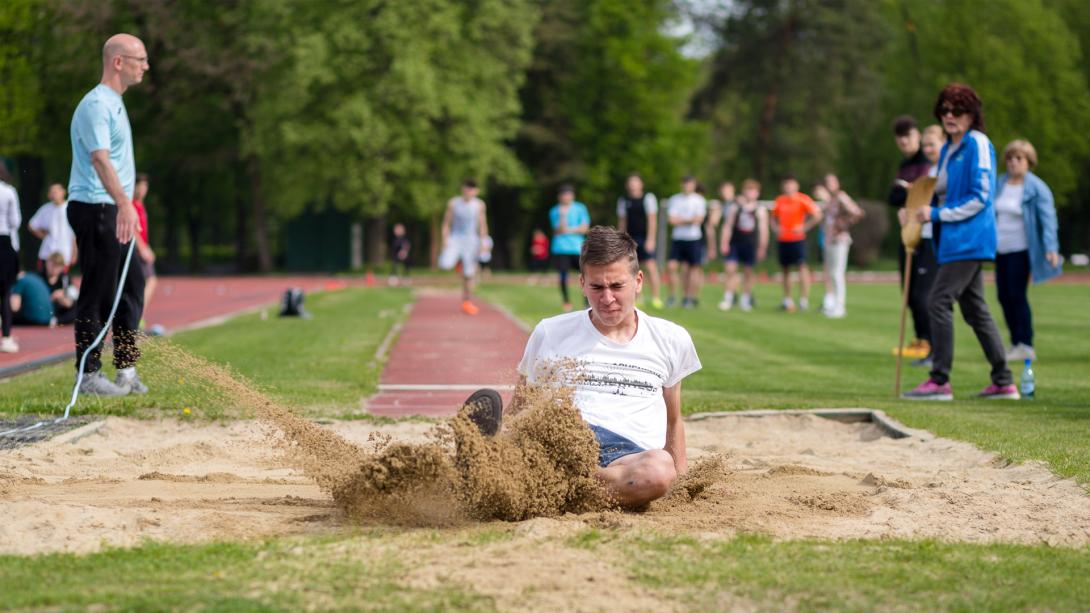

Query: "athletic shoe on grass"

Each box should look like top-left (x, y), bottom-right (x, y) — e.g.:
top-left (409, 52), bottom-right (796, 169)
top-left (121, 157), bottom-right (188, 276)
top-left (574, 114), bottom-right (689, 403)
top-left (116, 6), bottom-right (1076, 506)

top-left (462, 388), bottom-right (503, 436)
top-left (977, 384), bottom-right (1020, 400)
top-left (116, 368), bottom-right (149, 395)
top-left (780, 298), bottom-right (796, 313)
top-left (902, 379), bottom-right (953, 401)
top-left (739, 294), bottom-right (753, 312)
top-left (79, 371), bottom-right (130, 397)
top-left (910, 355), bottom-right (933, 369)
top-left (461, 300), bottom-right (479, 316)
top-left (798, 297), bottom-right (809, 311)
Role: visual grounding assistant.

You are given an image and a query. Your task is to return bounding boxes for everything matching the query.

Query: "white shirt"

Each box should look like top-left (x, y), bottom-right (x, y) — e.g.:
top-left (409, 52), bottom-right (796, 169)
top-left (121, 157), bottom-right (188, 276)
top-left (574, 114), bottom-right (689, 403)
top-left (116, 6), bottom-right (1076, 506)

top-left (995, 183), bottom-right (1027, 254)
top-left (28, 202), bottom-right (75, 264)
top-left (667, 193), bottom-right (707, 241)
top-left (0, 181), bottom-right (20, 251)
top-left (517, 309), bottom-right (702, 450)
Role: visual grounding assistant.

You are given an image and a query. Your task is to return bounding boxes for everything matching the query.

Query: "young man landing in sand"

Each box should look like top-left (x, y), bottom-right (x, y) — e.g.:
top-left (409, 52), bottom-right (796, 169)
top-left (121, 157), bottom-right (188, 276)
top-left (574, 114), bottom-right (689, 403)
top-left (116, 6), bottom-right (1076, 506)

top-left (465, 226), bottom-right (702, 508)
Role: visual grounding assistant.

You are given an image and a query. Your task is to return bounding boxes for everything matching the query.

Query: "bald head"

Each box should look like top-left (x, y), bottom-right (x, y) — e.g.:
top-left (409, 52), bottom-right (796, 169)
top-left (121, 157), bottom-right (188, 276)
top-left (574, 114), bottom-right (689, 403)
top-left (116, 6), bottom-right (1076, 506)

top-left (100, 33), bottom-right (148, 93)
top-left (103, 34), bottom-right (144, 65)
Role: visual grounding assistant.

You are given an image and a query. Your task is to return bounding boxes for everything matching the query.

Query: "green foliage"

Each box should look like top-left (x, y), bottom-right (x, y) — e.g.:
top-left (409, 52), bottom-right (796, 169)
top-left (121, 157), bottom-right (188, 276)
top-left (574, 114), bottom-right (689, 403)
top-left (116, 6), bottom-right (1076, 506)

top-left (518, 0), bottom-right (706, 218)
top-left (0, 0), bottom-right (48, 154)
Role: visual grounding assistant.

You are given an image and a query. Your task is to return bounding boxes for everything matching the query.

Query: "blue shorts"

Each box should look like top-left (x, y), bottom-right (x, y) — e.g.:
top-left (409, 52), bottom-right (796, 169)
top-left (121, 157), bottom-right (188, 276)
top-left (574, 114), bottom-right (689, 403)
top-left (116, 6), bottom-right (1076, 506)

top-left (590, 424), bottom-right (646, 467)
top-left (726, 240), bottom-right (756, 267)
top-left (630, 234), bottom-right (656, 262)
top-left (670, 239), bottom-right (704, 266)
top-left (778, 239), bottom-right (807, 267)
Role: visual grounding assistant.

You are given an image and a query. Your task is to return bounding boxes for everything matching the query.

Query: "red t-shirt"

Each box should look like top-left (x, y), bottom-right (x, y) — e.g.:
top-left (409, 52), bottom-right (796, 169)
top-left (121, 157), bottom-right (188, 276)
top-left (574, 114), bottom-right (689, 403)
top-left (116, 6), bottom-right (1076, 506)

top-left (132, 199), bottom-right (149, 244)
top-left (772, 193), bottom-right (819, 242)
top-left (530, 235), bottom-right (549, 260)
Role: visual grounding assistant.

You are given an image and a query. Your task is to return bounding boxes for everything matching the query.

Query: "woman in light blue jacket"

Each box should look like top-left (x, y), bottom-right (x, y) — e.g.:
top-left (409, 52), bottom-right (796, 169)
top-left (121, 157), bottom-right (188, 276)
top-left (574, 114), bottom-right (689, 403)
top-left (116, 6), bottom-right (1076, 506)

top-left (994, 139), bottom-right (1061, 362)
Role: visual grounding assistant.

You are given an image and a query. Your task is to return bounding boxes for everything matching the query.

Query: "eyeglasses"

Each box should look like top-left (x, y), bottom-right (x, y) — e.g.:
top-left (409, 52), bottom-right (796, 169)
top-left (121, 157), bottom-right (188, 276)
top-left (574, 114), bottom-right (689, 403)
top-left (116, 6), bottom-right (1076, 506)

top-left (940, 105), bottom-right (968, 117)
top-left (121, 55), bottom-right (149, 65)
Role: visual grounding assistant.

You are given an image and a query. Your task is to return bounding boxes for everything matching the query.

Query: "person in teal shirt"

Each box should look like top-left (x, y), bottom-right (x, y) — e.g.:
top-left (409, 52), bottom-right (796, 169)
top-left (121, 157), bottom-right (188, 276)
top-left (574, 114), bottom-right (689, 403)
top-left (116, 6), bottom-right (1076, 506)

top-left (11, 273), bottom-right (53, 326)
top-left (549, 184), bottom-right (591, 311)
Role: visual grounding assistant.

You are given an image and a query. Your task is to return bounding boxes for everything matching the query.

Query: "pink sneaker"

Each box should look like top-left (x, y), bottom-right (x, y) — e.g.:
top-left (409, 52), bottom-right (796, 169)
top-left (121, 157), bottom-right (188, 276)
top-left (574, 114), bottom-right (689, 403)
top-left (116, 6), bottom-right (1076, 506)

top-left (902, 379), bottom-right (953, 401)
top-left (977, 384), bottom-right (1020, 400)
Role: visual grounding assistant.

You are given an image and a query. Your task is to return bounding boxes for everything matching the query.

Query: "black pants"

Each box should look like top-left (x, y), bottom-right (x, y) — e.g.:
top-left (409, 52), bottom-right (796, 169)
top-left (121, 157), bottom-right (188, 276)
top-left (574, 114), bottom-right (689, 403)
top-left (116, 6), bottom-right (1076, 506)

top-left (927, 260), bottom-right (1011, 386)
top-left (899, 238), bottom-right (936, 343)
top-left (0, 235), bottom-right (16, 337)
top-left (67, 202), bottom-right (145, 373)
top-left (995, 250), bottom-right (1033, 347)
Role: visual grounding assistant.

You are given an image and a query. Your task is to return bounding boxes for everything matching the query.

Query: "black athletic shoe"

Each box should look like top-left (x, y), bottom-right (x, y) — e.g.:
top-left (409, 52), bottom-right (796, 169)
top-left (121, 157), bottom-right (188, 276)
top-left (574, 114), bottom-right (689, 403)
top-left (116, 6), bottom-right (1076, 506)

top-left (463, 388), bottom-right (503, 436)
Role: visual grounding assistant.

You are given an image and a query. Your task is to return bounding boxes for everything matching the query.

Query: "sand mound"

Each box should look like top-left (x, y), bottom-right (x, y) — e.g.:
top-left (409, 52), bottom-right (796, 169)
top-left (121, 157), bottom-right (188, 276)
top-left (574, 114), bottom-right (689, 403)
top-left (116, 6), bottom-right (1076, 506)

top-left (3, 411), bottom-right (1090, 555)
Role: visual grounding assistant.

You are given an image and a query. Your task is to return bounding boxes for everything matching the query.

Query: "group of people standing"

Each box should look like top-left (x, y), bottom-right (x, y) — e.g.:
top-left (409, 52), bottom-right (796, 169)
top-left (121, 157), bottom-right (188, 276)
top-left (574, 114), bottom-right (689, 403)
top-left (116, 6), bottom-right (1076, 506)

top-left (535, 170), bottom-right (865, 319)
top-left (892, 83), bottom-right (1061, 400)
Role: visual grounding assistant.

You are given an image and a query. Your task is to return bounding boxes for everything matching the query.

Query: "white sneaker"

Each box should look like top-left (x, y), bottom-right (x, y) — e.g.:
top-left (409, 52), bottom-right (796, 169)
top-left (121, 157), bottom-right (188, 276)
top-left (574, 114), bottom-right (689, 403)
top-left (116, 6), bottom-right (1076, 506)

top-left (1006, 343), bottom-right (1036, 362)
top-left (799, 297), bottom-right (810, 311)
top-left (822, 293), bottom-right (836, 313)
top-left (0, 337), bottom-right (17, 353)
top-left (825, 309), bottom-right (846, 319)
top-left (739, 294), bottom-right (753, 312)
top-left (116, 368), bottom-right (149, 395)
top-left (718, 292), bottom-right (733, 311)
top-left (79, 371), bottom-right (130, 397)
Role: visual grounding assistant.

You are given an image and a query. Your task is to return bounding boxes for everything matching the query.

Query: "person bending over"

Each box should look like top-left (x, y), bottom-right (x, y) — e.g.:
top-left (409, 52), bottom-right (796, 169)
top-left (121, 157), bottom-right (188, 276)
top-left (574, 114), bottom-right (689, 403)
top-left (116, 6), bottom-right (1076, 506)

top-left (464, 226), bottom-right (702, 508)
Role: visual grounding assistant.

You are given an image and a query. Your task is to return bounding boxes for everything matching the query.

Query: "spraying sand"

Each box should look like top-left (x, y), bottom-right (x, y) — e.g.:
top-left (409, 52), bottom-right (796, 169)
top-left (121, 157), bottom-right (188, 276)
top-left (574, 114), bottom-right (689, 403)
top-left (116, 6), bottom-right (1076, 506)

top-left (2, 342), bottom-right (1090, 555)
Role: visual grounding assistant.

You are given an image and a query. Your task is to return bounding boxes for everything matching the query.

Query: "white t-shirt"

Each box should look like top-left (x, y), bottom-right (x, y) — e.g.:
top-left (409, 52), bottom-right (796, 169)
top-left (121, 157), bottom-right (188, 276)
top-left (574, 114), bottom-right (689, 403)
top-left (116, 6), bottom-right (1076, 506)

top-left (667, 193), bottom-right (707, 241)
top-left (28, 202), bottom-right (75, 263)
top-left (517, 309), bottom-right (702, 450)
top-left (995, 183), bottom-right (1027, 254)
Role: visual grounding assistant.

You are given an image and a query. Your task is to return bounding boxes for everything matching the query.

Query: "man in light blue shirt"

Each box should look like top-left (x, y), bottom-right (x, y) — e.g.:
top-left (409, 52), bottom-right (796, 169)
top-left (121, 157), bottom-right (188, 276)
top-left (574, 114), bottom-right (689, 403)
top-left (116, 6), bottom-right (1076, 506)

top-left (549, 184), bottom-right (591, 311)
top-left (66, 33), bottom-right (149, 397)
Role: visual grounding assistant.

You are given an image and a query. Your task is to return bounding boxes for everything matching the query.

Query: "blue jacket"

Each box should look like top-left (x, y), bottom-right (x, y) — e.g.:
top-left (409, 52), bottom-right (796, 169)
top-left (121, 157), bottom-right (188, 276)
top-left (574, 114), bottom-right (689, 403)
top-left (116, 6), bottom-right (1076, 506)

top-left (930, 130), bottom-right (998, 264)
top-left (996, 171), bottom-right (1062, 283)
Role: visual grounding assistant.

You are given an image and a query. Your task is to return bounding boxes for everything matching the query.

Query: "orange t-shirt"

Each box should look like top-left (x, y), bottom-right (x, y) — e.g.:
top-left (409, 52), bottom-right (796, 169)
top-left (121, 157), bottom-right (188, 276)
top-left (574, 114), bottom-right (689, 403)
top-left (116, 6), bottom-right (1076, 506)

top-left (772, 193), bottom-right (820, 242)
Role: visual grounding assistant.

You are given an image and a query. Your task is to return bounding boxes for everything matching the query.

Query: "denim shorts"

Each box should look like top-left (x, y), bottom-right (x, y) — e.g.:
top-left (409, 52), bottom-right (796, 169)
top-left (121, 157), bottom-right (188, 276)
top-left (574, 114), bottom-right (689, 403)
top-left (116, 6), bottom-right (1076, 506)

top-left (589, 424), bottom-right (646, 467)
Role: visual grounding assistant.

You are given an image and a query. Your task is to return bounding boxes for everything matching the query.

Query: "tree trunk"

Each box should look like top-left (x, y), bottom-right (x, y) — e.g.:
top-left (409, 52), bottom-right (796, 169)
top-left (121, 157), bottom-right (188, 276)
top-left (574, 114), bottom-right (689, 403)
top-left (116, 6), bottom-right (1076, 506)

top-left (247, 156), bottom-right (274, 272)
top-left (234, 161), bottom-right (250, 271)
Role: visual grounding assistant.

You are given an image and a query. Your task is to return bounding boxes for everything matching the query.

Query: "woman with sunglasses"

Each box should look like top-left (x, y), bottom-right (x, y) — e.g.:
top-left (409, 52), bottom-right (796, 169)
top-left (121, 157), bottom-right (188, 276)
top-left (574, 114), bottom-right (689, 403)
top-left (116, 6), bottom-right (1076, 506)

top-left (994, 139), bottom-right (1061, 362)
top-left (903, 83), bottom-right (1016, 401)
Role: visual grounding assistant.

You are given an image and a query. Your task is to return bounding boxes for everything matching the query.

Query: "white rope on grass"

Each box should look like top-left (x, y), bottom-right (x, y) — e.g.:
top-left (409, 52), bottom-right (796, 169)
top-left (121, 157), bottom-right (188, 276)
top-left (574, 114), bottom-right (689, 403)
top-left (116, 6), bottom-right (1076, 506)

top-left (0, 240), bottom-right (136, 438)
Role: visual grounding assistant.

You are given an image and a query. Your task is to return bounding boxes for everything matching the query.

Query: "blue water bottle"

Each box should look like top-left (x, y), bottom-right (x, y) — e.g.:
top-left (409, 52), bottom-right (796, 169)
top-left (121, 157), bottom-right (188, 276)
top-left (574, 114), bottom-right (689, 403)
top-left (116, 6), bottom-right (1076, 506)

top-left (1020, 359), bottom-right (1035, 399)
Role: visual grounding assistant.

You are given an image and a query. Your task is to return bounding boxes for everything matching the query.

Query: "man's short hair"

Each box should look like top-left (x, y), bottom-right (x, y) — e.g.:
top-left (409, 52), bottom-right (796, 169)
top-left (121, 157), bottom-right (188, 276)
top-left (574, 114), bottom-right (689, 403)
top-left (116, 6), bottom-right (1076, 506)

top-left (892, 115), bottom-right (918, 136)
top-left (558, 183), bottom-right (575, 195)
top-left (1003, 139), bottom-right (1038, 169)
top-left (681, 175), bottom-right (696, 183)
top-left (781, 173), bottom-right (797, 183)
top-left (47, 252), bottom-right (66, 267)
top-left (462, 178), bottom-right (478, 189)
top-left (742, 178), bottom-right (761, 192)
top-left (626, 172), bottom-right (643, 182)
top-left (580, 226), bottom-right (639, 276)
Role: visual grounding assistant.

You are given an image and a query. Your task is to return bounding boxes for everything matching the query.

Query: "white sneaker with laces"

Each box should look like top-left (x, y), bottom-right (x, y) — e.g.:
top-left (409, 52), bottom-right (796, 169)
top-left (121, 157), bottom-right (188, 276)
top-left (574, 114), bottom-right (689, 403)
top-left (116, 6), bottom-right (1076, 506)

top-left (0, 336), bottom-right (18, 353)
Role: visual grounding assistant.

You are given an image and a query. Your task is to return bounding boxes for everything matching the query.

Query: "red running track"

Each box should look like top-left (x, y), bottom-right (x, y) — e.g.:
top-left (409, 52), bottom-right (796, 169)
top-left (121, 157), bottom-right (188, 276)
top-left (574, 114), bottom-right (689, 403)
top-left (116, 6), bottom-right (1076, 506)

top-left (0, 276), bottom-right (354, 377)
top-left (365, 293), bottom-right (529, 418)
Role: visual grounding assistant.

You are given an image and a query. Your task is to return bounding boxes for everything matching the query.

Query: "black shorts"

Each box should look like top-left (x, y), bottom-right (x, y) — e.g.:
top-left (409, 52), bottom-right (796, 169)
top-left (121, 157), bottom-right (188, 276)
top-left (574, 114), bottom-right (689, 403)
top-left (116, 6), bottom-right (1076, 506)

top-left (529, 257), bottom-right (549, 272)
top-left (670, 239), bottom-right (704, 265)
top-left (630, 234), bottom-right (656, 262)
top-left (553, 253), bottom-right (580, 272)
top-left (778, 239), bottom-right (807, 267)
top-left (726, 240), bottom-right (756, 267)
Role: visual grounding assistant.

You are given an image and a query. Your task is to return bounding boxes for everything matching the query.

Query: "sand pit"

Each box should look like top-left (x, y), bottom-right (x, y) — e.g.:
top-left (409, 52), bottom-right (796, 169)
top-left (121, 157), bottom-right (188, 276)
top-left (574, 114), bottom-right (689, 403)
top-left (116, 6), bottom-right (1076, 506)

top-left (2, 411), bottom-right (1089, 555)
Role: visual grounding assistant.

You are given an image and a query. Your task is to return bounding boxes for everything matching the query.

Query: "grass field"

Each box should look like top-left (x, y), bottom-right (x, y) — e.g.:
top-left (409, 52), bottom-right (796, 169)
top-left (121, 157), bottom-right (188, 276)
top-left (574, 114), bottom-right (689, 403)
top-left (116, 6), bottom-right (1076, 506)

top-left (2, 279), bottom-right (1088, 610)
top-left (1, 286), bottom-right (412, 419)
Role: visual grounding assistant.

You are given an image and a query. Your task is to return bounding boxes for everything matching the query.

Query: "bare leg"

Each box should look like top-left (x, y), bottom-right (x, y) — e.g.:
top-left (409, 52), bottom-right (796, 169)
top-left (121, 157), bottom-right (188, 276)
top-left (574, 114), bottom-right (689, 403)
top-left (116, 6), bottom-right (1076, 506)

top-left (643, 259), bottom-right (661, 301)
top-left (143, 275), bottom-right (157, 316)
top-left (782, 266), bottom-right (793, 301)
top-left (667, 260), bottom-right (681, 301)
top-left (725, 261), bottom-right (740, 294)
top-left (742, 266), bottom-right (755, 296)
top-left (463, 275), bottom-right (473, 302)
top-left (687, 263), bottom-right (703, 301)
top-left (597, 449), bottom-right (677, 508)
top-left (800, 263), bottom-right (811, 304)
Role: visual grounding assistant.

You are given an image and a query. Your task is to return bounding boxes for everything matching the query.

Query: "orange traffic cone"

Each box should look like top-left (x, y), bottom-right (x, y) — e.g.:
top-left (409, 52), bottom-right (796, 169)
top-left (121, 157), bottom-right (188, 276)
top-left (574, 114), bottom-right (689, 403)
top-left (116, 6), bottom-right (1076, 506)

top-left (365, 270), bottom-right (376, 287)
